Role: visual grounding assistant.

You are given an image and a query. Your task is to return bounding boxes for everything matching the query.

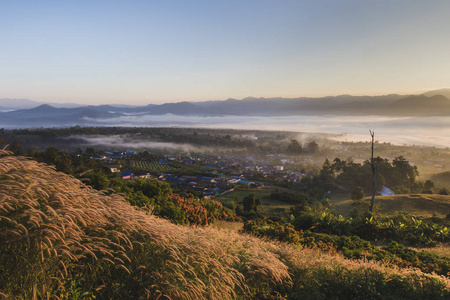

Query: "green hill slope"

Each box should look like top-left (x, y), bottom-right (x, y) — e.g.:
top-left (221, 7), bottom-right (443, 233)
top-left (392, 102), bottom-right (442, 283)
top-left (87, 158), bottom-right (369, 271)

top-left (376, 194), bottom-right (450, 217)
top-left (1, 150), bottom-right (449, 299)
top-left (333, 194), bottom-right (450, 218)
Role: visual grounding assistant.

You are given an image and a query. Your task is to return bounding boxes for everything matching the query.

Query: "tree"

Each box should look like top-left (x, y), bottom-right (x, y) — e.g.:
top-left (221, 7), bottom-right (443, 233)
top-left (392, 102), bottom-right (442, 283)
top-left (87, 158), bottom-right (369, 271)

top-left (320, 158), bottom-right (333, 178)
top-left (438, 188), bottom-right (449, 195)
top-left (85, 147), bottom-right (97, 157)
top-left (10, 139), bottom-right (24, 155)
top-left (424, 180), bottom-right (434, 190)
top-left (332, 158), bottom-right (346, 175)
top-left (243, 193), bottom-right (261, 212)
top-left (369, 130), bottom-right (377, 214)
top-left (423, 180), bottom-right (435, 193)
top-left (226, 200), bottom-right (237, 212)
top-left (83, 172), bottom-right (110, 190)
top-left (43, 147), bottom-right (58, 164)
top-left (306, 141), bottom-right (319, 153)
top-left (287, 139), bottom-right (303, 154)
top-left (351, 186), bottom-right (365, 205)
top-left (0, 137), bottom-right (6, 148)
top-left (392, 156), bottom-right (418, 189)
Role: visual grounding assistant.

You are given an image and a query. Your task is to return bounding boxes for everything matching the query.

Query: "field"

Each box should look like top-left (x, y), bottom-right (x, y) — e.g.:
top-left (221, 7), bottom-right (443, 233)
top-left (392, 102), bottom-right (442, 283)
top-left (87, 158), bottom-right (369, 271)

top-left (124, 159), bottom-right (210, 176)
top-left (128, 160), bottom-right (173, 173)
top-left (216, 188), bottom-right (450, 220)
top-left (332, 194), bottom-right (450, 218)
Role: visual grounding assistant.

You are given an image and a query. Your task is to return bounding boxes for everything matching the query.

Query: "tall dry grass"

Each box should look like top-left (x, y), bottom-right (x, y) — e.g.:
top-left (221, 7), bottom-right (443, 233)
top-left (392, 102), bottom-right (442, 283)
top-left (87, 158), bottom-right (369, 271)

top-left (1, 150), bottom-right (450, 299)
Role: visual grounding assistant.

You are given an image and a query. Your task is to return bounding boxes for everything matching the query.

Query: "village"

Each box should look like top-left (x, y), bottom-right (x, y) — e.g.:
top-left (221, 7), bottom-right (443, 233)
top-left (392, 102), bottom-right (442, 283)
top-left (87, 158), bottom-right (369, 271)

top-left (80, 131), bottom-right (450, 201)
top-left (91, 149), bottom-right (312, 198)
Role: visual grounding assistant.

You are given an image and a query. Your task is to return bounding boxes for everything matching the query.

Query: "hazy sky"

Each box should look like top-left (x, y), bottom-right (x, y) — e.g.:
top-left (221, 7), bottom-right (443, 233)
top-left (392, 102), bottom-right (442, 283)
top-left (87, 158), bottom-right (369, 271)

top-left (1, 0), bottom-right (450, 105)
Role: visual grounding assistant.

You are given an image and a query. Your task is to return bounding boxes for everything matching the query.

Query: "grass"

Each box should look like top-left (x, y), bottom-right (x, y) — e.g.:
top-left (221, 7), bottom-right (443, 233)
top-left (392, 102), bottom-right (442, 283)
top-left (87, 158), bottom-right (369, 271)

top-left (331, 194), bottom-right (450, 218)
top-left (411, 244), bottom-right (450, 259)
top-left (216, 188), bottom-right (450, 220)
top-left (209, 220), bottom-right (244, 232)
top-left (1, 150), bottom-right (450, 299)
top-left (375, 194), bottom-right (450, 217)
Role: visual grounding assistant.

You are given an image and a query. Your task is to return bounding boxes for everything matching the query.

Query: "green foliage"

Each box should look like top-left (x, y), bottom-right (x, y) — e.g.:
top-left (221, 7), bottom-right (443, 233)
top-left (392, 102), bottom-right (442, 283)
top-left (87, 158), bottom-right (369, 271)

top-left (438, 188), bottom-right (449, 195)
top-left (270, 190), bottom-right (307, 205)
top-left (243, 193), bottom-right (261, 212)
top-left (351, 186), bottom-right (365, 204)
top-left (244, 218), bottom-right (450, 277)
top-left (10, 139), bottom-right (24, 155)
top-left (83, 172), bottom-right (111, 190)
top-left (298, 213), bottom-right (450, 247)
top-left (317, 156), bottom-right (419, 194)
top-left (287, 139), bottom-right (303, 154)
top-left (306, 141), bottom-right (319, 153)
top-left (225, 199), bottom-right (237, 212)
top-left (392, 156), bottom-right (419, 188)
top-left (384, 241), bottom-right (450, 275)
top-left (424, 179), bottom-right (435, 191)
top-left (244, 219), bottom-right (301, 243)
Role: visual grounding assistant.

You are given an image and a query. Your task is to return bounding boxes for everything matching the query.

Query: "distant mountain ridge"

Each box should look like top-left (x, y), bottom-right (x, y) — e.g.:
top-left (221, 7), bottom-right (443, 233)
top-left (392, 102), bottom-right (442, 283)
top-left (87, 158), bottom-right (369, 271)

top-left (390, 95), bottom-right (450, 115)
top-left (0, 98), bottom-right (84, 111)
top-left (1, 89), bottom-right (450, 128)
top-left (422, 88), bottom-right (450, 99)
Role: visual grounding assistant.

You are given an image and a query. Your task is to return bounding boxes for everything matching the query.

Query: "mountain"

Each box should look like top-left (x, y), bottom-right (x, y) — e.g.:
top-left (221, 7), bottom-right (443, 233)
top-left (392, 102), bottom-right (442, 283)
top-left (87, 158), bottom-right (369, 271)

top-left (422, 88), bottom-right (450, 99)
top-left (389, 95), bottom-right (450, 116)
top-left (0, 98), bottom-right (83, 111)
top-left (143, 102), bottom-right (204, 115)
top-left (0, 98), bottom-right (42, 111)
top-left (1, 91), bottom-right (449, 128)
top-left (0, 104), bottom-right (123, 128)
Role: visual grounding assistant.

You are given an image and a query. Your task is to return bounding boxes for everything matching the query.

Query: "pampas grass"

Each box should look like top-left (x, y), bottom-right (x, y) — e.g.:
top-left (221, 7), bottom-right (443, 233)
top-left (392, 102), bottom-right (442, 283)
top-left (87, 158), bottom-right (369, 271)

top-left (1, 150), bottom-right (449, 299)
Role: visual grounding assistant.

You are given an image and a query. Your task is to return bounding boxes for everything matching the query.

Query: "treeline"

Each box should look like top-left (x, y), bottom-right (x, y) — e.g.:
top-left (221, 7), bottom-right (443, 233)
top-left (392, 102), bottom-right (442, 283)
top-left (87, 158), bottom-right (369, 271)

top-left (298, 156), bottom-right (439, 200)
top-left (0, 127), bottom-right (259, 152)
top-left (0, 127), bottom-right (324, 157)
top-left (286, 139), bottom-right (319, 154)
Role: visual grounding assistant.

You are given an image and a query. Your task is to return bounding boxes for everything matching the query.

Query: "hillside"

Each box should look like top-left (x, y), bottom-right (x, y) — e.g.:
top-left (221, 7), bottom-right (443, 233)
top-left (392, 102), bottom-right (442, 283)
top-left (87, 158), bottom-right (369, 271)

top-left (377, 194), bottom-right (450, 217)
top-left (431, 171), bottom-right (450, 189)
top-left (1, 150), bottom-right (450, 299)
top-left (332, 194), bottom-right (450, 218)
top-left (423, 88), bottom-right (450, 99)
top-left (389, 95), bottom-right (450, 115)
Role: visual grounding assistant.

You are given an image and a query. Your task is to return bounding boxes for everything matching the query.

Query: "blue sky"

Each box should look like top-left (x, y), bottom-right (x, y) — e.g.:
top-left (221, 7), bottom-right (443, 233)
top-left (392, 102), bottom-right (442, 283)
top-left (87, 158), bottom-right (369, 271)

top-left (1, 0), bottom-right (450, 105)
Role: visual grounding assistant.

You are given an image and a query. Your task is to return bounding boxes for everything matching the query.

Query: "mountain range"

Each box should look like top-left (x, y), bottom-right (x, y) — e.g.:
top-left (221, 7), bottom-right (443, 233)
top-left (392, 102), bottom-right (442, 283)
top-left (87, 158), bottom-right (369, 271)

top-left (1, 89), bottom-right (450, 128)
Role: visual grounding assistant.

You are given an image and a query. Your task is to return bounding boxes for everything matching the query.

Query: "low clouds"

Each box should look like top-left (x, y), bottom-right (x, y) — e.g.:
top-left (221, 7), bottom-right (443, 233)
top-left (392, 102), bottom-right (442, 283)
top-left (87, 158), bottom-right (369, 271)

top-left (68, 135), bottom-right (198, 152)
top-left (83, 114), bottom-right (450, 148)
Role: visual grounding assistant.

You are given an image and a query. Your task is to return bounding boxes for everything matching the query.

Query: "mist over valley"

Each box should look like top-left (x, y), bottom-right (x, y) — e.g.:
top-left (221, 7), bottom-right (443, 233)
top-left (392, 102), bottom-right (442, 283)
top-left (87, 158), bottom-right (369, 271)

top-left (3, 90), bottom-right (450, 148)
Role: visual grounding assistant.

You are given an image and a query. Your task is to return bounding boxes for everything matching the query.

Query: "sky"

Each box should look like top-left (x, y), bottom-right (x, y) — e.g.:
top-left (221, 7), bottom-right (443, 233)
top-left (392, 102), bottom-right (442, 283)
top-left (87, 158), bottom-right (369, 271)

top-left (1, 0), bottom-right (450, 105)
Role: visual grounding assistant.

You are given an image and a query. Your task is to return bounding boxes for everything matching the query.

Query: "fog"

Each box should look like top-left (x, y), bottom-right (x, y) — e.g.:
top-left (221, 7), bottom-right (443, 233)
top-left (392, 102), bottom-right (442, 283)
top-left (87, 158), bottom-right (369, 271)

top-left (69, 135), bottom-right (205, 153)
top-left (87, 114), bottom-right (450, 148)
